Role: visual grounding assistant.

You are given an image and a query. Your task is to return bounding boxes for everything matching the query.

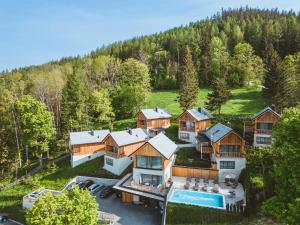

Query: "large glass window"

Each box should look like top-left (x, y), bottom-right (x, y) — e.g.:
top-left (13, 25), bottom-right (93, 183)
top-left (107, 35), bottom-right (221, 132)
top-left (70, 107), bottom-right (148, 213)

top-left (136, 156), bottom-right (162, 169)
top-left (106, 157), bottom-right (113, 166)
top-left (141, 174), bottom-right (162, 186)
top-left (220, 161), bottom-right (235, 169)
top-left (220, 145), bottom-right (240, 153)
top-left (256, 123), bottom-right (273, 130)
top-left (256, 136), bottom-right (272, 144)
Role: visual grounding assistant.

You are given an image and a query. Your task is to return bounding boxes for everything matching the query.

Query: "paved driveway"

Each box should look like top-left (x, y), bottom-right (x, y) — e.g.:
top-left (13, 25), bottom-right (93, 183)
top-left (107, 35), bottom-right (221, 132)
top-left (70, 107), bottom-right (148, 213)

top-left (96, 194), bottom-right (161, 225)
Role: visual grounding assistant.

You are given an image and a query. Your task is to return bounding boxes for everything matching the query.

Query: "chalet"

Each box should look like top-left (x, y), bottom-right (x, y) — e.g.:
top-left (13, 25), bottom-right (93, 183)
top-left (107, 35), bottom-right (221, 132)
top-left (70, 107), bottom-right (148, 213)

top-left (103, 128), bottom-right (149, 175)
top-left (244, 106), bottom-right (281, 147)
top-left (196, 123), bottom-right (246, 182)
top-left (114, 133), bottom-right (177, 205)
top-left (136, 108), bottom-right (172, 136)
top-left (177, 108), bottom-right (213, 143)
top-left (69, 130), bottom-right (110, 167)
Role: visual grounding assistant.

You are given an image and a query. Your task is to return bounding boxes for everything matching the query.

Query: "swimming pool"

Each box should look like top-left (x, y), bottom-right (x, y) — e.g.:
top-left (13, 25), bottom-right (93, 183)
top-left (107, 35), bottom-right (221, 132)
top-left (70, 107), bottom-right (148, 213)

top-left (168, 189), bottom-right (225, 210)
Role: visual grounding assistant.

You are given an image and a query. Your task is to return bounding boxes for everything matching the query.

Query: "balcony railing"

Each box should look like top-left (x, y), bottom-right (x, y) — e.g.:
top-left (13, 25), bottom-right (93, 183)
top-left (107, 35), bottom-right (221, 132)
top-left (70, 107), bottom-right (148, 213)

top-left (255, 129), bottom-right (272, 135)
top-left (196, 145), bottom-right (213, 154)
top-left (244, 126), bottom-right (254, 132)
top-left (106, 151), bottom-right (120, 158)
top-left (180, 127), bottom-right (196, 132)
top-left (219, 152), bottom-right (243, 158)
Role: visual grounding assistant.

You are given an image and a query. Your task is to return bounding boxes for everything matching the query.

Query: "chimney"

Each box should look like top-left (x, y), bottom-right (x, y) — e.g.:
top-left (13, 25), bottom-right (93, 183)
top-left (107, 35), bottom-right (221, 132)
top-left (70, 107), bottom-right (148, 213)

top-left (127, 128), bottom-right (132, 135)
top-left (90, 130), bottom-right (94, 136)
top-left (155, 107), bottom-right (158, 112)
top-left (271, 104), bottom-right (276, 111)
top-left (198, 107), bottom-right (202, 113)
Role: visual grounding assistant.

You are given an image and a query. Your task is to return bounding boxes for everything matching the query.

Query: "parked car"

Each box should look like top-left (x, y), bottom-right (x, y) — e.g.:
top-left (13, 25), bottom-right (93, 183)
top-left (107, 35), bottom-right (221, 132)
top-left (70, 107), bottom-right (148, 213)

top-left (0, 215), bottom-right (8, 222)
top-left (88, 183), bottom-right (105, 194)
top-left (65, 181), bottom-right (77, 190)
top-left (78, 180), bottom-right (94, 190)
top-left (99, 186), bottom-right (115, 198)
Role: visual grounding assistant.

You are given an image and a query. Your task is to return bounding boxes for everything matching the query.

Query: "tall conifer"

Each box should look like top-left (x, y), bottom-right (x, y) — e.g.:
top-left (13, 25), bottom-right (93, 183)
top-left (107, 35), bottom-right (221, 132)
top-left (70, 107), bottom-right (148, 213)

top-left (178, 47), bottom-right (198, 110)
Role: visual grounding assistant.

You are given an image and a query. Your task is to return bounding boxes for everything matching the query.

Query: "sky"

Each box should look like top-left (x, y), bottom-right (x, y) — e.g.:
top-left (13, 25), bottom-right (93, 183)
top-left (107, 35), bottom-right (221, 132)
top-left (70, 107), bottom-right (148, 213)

top-left (1, 0), bottom-right (300, 71)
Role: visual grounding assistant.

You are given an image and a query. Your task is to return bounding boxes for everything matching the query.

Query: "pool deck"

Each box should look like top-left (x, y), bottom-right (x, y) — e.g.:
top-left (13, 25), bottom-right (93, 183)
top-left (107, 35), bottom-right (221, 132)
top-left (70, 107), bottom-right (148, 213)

top-left (171, 176), bottom-right (245, 206)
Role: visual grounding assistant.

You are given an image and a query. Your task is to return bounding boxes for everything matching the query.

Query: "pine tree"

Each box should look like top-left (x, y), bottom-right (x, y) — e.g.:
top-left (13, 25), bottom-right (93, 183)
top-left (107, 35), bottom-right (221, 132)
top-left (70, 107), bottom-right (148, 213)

top-left (205, 77), bottom-right (231, 116)
top-left (178, 46), bottom-right (198, 110)
top-left (60, 61), bottom-right (89, 133)
top-left (263, 47), bottom-right (282, 106)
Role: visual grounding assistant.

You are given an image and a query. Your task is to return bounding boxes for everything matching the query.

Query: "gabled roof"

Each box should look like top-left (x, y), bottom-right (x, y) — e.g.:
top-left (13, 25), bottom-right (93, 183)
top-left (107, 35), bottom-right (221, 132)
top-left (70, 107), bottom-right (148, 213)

top-left (186, 108), bottom-right (213, 121)
top-left (109, 128), bottom-right (148, 146)
top-left (139, 108), bottom-right (172, 120)
top-left (130, 133), bottom-right (177, 159)
top-left (250, 107), bottom-right (281, 120)
top-left (70, 130), bottom-right (110, 145)
top-left (148, 133), bottom-right (177, 159)
top-left (204, 123), bottom-right (232, 143)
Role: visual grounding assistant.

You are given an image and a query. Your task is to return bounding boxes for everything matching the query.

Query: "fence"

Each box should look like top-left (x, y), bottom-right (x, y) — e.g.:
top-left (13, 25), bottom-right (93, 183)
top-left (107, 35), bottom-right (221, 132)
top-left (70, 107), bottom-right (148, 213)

top-left (172, 165), bottom-right (218, 180)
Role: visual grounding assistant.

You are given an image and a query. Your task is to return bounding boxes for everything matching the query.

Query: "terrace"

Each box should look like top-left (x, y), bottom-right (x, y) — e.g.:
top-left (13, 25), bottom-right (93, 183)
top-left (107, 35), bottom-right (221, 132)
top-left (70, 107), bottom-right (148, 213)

top-left (171, 176), bottom-right (245, 206)
top-left (113, 174), bottom-right (171, 201)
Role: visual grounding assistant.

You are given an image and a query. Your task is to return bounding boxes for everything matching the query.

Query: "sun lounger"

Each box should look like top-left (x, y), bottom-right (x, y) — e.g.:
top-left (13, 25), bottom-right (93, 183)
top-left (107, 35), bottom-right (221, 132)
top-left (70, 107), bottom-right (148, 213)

top-left (212, 184), bottom-right (219, 193)
top-left (193, 183), bottom-right (199, 191)
top-left (201, 185), bottom-right (208, 192)
top-left (186, 177), bottom-right (192, 182)
top-left (184, 182), bottom-right (190, 189)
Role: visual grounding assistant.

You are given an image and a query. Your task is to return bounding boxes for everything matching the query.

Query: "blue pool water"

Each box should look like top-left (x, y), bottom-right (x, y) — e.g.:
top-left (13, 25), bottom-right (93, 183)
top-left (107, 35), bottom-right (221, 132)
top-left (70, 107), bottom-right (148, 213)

top-left (169, 189), bottom-right (225, 209)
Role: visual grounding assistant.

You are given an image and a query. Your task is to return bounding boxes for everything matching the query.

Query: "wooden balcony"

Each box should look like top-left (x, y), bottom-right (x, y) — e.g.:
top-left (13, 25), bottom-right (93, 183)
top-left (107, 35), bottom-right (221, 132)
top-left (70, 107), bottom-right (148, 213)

top-left (219, 152), bottom-right (243, 158)
top-left (255, 129), bottom-right (272, 135)
top-left (196, 145), bottom-right (213, 154)
top-left (106, 150), bottom-right (120, 158)
top-left (179, 127), bottom-right (196, 132)
top-left (244, 126), bottom-right (254, 132)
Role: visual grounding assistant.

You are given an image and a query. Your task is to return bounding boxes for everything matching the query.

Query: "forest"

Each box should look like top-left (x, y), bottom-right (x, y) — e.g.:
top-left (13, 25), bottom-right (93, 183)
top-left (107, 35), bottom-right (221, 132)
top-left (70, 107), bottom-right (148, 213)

top-left (0, 8), bottom-right (300, 224)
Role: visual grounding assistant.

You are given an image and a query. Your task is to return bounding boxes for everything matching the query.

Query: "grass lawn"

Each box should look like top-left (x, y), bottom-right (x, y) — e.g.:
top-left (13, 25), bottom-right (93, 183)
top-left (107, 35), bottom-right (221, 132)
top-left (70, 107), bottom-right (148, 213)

top-left (175, 147), bottom-right (211, 168)
top-left (147, 87), bottom-right (266, 116)
top-left (0, 156), bottom-right (124, 223)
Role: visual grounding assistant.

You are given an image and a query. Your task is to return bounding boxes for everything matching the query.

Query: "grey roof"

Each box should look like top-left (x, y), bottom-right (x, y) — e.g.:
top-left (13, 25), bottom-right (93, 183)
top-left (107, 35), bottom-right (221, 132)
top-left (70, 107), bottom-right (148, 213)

top-left (250, 107), bottom-right (281, 120)
top-left (110, 128), bottom-right (148, 146)
top-left (148, 133), bottom-right (177, 159)
top-left (187, 108), bottom-right (213, 121)
top-left (70, 130), bottom-right (110, 145)
top-left (204, 123), bottom-right (232, 143)
top-left (140, 108), bottom-right (172, 120)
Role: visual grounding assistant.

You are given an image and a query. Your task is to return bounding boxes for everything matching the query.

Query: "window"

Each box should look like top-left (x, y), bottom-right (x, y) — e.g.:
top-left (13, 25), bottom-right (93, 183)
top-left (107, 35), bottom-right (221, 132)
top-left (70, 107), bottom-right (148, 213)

top-left (220, 161), bottom-right (235, 169)
top-left (140, 120), bottom-right (145, 125)
top-left (141, 174), bottom-right (162, 186)
top-left (136, 156), bottom-right (162, 169)
top-left (220, 145), bottom-right (240, 153)
top-left (186, 121), bottom-right (195, 128)
top-left (256, 123), bottom-right (273, 130)
top-left (106, 157), bottom-right (113, 166)
top-left (181, 121), bottom-right (186, 128)
top-left (256, 136), bottom-right (272, 144)
top-left (180, 133), bottom-right (189, 139)
top-left (112, 147), bottom-right (118, 153)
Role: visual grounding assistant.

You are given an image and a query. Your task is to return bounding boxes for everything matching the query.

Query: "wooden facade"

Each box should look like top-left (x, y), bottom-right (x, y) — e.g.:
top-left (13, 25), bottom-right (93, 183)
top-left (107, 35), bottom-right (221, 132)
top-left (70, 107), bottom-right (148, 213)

top-left (122, 192), bottom-right (133, 203)
top-left (71, 142), bottom-right (106, 156)
top-left (177, 111), bottom-right (211, 132)
top-left (172, 166), bottom-right (218, 180)
top-left (131, 143), bottom-right (172, 170)
top-left (244, 110), bottom-right (279, 137)
top-left (196, 131), bottom-right (246, 158)
top-left (136, 111), bottom-right (171, 130)
top-left (104, 135), bottom-right (146, 158)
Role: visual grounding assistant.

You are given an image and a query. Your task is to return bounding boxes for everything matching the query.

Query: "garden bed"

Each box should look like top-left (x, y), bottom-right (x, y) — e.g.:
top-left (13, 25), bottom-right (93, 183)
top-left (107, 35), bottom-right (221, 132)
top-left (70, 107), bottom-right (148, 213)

top-left (175, 147), bottom-right (211, 168)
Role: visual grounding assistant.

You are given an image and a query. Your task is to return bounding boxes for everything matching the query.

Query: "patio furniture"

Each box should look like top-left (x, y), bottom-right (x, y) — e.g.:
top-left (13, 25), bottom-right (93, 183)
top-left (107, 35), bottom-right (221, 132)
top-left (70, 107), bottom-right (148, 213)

top-left (204, 178), bottom-right (209, 184)
top-left (186, 177), bottom-right (192, 182)
top-left (184, 182), bottom-right (190, 190)
top-left (201, 185), bottom-right (208, 192)
top-left (195, 178), bottom-right (200, 183)
top-left (212, 184), bottom-right (219, 193)
top-left (193, 183), bottom-right (199, 191)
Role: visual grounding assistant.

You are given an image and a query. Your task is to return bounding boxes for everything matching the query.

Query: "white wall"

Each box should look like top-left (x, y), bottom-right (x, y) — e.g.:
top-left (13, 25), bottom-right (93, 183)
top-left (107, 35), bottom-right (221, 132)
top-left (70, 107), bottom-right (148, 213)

top-left (132, 155), bottom-right (175, 185)
top-left (214, 157), bottom-right (246, 183)
top-left (253, 134), bottom-right (272, 147)
top-left (103, 155), bottom-right (132, 176)
top-left (71, 151), bottom-right (105, 168)
top-left (178, 130), bottom-right (198, 143)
